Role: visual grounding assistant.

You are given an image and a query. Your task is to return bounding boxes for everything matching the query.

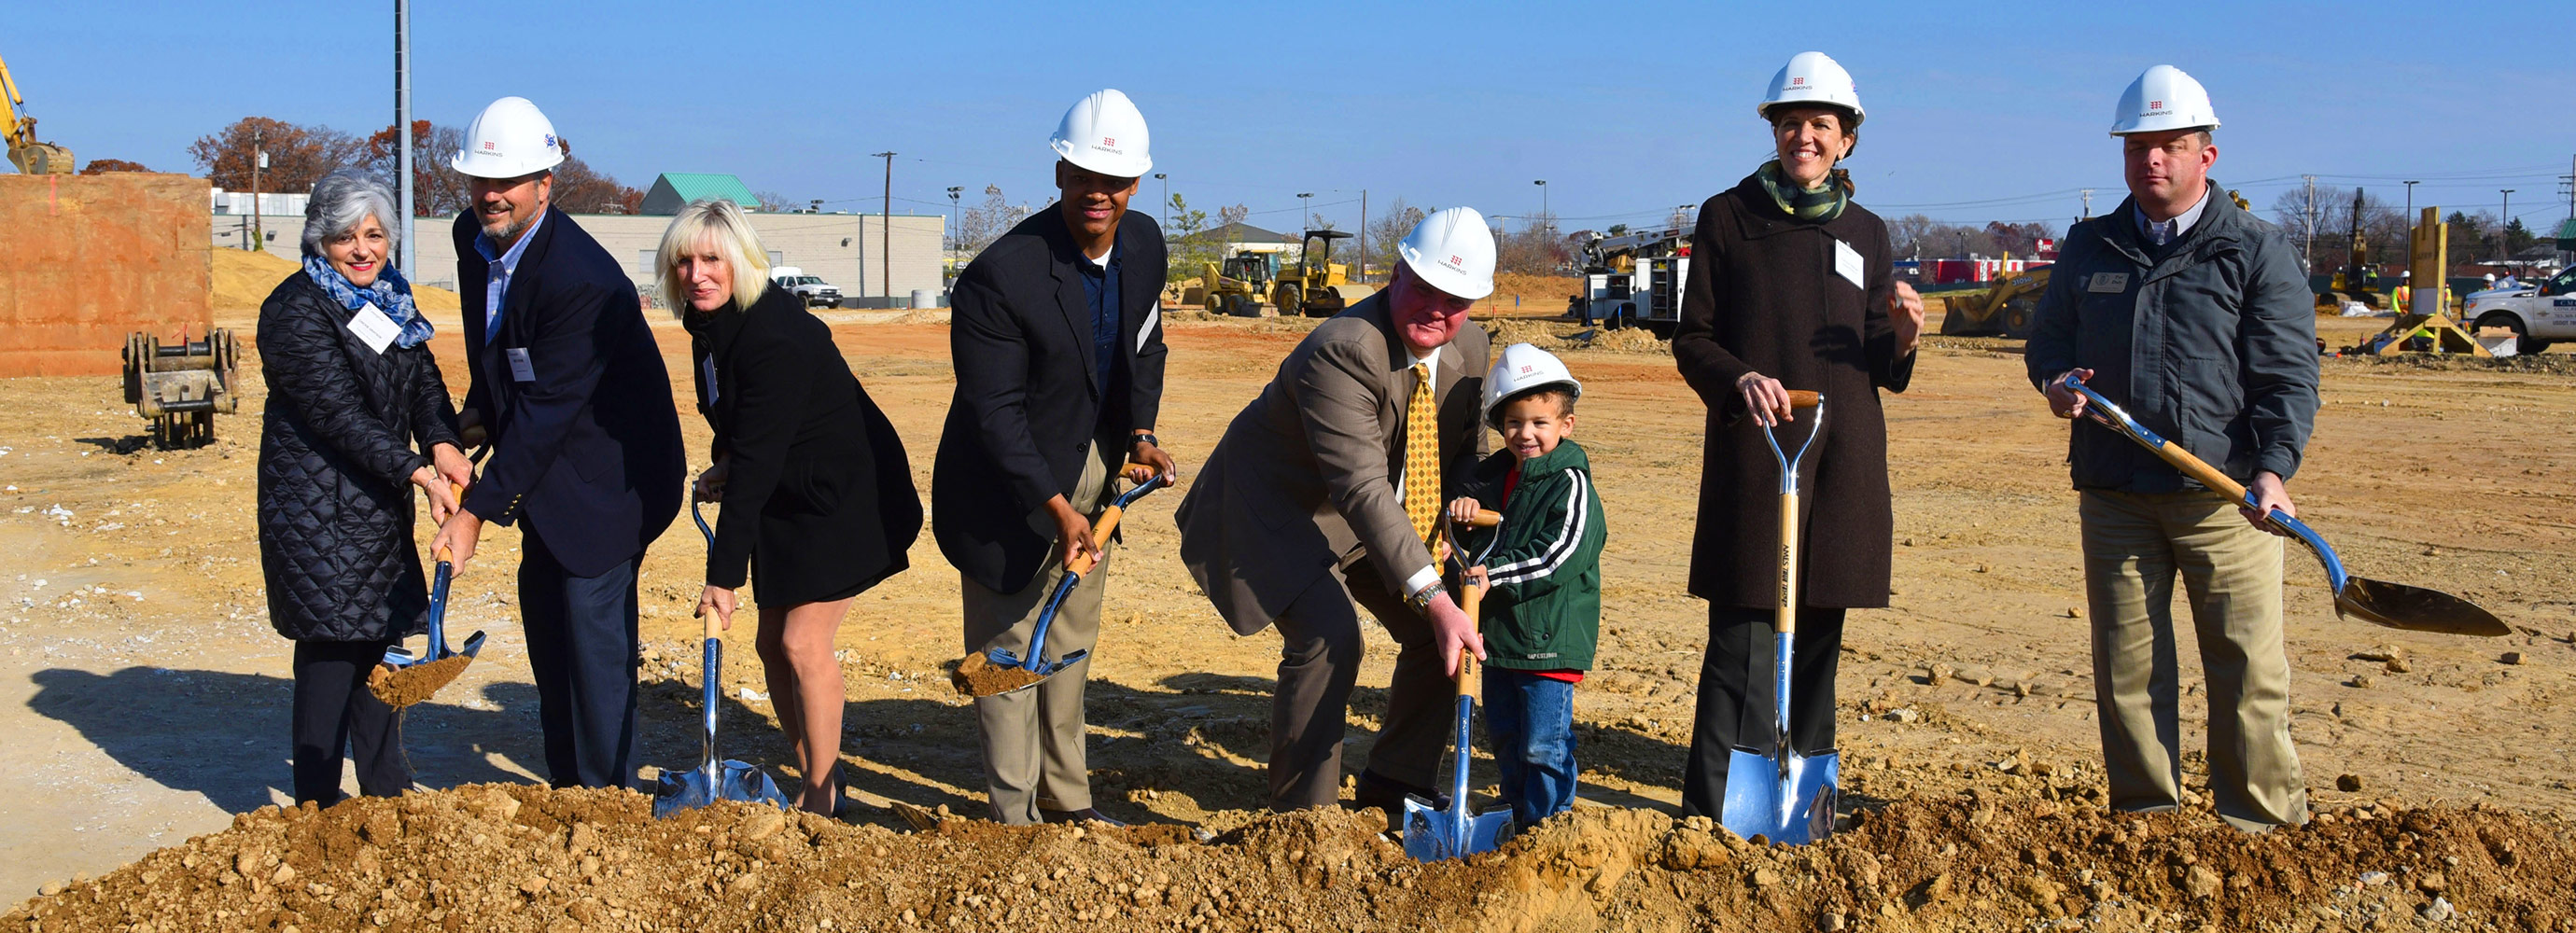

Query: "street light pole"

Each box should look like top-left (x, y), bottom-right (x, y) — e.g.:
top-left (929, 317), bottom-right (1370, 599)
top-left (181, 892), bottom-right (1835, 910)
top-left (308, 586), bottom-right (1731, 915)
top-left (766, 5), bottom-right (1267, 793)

top-left (874, 151), bottom-right (895, 303)
top-left (250, 127), bottom-right (265, 255)
top-left (1153, 173), bottom-right (1168, 230)
top-left (395, 0), bottom-right (414, 275)
top-left (2403, 180), bottom-right (2418, 223)
top-left (946, 186), bottom-right (962, 260)
top-left (1296, 191), bottom-right (1312, 230)
top-left (1533, 179), bottom-right (1547, 235)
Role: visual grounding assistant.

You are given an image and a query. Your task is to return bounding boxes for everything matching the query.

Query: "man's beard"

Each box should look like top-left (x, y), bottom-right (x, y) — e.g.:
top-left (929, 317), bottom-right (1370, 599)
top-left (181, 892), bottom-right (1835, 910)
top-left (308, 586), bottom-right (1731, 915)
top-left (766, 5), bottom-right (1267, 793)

top-left (481, 210), bottom-right (533, 244)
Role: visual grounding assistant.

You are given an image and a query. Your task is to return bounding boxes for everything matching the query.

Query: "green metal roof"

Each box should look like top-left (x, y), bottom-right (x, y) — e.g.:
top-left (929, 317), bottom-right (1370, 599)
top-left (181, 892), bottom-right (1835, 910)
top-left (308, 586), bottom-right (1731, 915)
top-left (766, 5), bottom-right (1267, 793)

top-left (2557, 217), bottom-right (2576, 248)
top-left (641, 173), bottom-right (760, 215)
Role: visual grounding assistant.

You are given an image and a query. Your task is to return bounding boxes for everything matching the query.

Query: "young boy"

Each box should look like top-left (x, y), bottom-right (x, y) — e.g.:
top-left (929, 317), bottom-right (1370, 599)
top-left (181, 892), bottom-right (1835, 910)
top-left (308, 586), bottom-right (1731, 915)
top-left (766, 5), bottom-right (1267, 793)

top-left (1445, 342), bottom-right (1607, 828)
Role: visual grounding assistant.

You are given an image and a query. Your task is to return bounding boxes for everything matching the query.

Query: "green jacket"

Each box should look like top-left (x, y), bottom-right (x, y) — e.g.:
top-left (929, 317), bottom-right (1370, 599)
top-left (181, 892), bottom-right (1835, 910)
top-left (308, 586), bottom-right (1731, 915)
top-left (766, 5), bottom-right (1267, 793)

top-left (1460, 439), bottom-right (1606, 671)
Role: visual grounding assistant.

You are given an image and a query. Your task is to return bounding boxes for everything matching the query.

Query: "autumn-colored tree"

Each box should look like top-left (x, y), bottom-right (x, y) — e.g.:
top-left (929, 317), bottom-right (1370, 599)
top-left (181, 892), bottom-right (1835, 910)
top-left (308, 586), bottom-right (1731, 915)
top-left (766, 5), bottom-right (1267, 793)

top-left (547, 142), bottom-right (643, 214)
top-left (78, 159), bottom-right (150, 174)
top-left (360, 120), bottom-right (472, 216)
top-left (187, 117), bottom-right (363, 192)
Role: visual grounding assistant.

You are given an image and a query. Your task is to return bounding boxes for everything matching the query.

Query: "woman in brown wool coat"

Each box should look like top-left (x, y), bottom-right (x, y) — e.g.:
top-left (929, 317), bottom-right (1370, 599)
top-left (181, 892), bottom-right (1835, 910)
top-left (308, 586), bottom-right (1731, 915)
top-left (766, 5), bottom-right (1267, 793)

top-left (1670, 50), bottom-right (1925, 820)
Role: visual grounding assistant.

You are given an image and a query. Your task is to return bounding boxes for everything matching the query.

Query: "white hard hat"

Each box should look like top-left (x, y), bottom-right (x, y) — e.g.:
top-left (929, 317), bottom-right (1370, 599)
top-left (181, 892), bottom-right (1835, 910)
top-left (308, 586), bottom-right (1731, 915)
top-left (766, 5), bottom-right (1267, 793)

top-left (1758, 51), bottom-right (1865, 127)
top-left (451, 96), bottom-right (566, 179)
top-left (2109, 64), bottom-right (2220, 136)
top-left (1483, 342), bottom-right (1582, 428)
top-left (1397, 206), bottom-right (1497, 300)
top-left (1050, 89), bottom-right (1152, 178)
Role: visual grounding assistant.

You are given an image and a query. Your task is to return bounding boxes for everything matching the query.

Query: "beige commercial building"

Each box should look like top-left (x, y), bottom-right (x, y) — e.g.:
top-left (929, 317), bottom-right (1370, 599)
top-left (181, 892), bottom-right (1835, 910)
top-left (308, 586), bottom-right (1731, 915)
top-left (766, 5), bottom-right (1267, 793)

top-left (212, 209), bottom-right (946, 307)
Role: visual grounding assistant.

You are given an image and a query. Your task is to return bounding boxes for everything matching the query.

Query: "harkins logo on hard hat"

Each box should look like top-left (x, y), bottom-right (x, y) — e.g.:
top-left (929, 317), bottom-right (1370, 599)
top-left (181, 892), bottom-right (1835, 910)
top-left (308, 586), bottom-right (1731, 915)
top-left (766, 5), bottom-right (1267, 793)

top-left (482, 141), bottom-right (497, 151)
top-left (1790, 77), bottom-right (1806, 86)
top-left (1446, 255), bottom-right (1463, 269)
top-left (2149, 100), bottom-right (2163, 109)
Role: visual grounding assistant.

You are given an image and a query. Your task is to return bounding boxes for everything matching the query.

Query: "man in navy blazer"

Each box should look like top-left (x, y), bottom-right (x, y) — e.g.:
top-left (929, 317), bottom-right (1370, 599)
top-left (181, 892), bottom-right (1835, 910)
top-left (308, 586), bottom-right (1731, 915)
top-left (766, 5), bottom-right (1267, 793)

top-left (431, 97), bottom-right (685, 789)
top-left (932, 90), bottom-right (1175, 825)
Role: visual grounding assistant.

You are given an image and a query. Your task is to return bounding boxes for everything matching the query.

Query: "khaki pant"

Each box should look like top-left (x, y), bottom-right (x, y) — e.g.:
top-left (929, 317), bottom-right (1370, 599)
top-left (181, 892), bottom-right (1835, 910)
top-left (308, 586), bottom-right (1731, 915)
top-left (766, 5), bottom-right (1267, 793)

top-left (963, 447), bottom-right (1113, 825)
top-left (2079, 490), bottom-right (2308, 830)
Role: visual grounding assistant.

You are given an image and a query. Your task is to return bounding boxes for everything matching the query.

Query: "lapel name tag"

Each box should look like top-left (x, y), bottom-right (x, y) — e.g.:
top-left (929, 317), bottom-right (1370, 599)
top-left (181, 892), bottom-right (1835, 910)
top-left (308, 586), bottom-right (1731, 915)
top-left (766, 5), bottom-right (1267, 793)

top-left (2088, 272), bottom-right (2131, 293)
top-left (1831, 239), bottom-right (1865, 290)
top-left (346, 302), bottom-right (399, 355)
top-left (701, 356), bottom-right (720, 405)
top-left (507, 348), bottom-right (536, 382)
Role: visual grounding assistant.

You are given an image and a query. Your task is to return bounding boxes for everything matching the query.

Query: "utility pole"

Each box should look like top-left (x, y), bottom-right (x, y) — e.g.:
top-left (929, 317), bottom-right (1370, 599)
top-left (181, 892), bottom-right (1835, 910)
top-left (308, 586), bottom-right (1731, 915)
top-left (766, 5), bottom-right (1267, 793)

top-left (2501, 188), bottom-right (2516, 261)
top-left (250, 127), bottom-right (266, 255)
top-left (2403, 180), bottom-right (2418, 223)
top-left (2302, 174), bottom-right (2318, 273)
top-left (1357, 188), bottom-right (1367, 282)
top-left (395, 0), bottom-right (414, 276)
top-left (874, 151), bottom-right (895, 304)
top-left (2079, 188), bottom-right (2093, 220)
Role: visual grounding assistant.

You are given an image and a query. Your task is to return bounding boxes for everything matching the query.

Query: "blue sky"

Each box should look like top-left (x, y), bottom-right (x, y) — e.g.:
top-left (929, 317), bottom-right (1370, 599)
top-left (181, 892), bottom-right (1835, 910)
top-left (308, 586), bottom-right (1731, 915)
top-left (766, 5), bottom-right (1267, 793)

top-left (18, 1), bottom-right (2574, 235)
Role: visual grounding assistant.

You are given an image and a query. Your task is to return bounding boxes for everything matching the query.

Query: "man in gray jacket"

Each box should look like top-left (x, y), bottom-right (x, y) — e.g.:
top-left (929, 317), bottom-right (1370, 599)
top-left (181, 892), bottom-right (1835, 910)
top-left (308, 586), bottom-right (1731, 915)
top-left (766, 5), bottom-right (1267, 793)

top-left (2025, 64), bottom-right (2318, 831)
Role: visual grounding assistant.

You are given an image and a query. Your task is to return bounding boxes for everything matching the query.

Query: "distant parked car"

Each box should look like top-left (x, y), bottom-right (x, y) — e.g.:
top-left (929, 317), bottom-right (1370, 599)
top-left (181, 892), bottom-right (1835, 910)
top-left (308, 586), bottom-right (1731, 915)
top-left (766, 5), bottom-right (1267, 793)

top-left (768, 266), bottom-right (842, 308)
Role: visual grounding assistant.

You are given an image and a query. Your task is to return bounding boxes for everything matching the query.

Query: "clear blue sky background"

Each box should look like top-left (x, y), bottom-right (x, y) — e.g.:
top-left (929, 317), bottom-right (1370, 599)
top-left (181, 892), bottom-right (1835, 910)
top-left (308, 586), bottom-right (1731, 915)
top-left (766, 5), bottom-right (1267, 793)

top-left (17, 1), bottom-right (2574, 237)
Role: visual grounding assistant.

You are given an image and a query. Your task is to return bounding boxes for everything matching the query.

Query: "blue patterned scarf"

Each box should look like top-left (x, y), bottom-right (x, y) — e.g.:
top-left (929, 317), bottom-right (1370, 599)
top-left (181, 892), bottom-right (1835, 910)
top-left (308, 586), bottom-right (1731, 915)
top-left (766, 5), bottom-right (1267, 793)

top-left (302, 255), bottom-right (433, 349)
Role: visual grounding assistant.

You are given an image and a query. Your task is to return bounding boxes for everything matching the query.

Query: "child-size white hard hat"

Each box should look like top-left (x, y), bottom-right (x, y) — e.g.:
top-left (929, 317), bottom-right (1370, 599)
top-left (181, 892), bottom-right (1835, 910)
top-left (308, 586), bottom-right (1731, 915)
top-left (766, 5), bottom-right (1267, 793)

top-left (1397, 206), bottom-right (1497, 300)
top-left (2110, 64), bottom-right (2220, 136)
top-left (1051, 89), bottom-right (1153, 177)
top-left (1758, 51), bottom-right (1865, 127)
top-left (1483, 342), bottom-right (1583, 428)
top-left (451, 96), bottom-right (566, 179)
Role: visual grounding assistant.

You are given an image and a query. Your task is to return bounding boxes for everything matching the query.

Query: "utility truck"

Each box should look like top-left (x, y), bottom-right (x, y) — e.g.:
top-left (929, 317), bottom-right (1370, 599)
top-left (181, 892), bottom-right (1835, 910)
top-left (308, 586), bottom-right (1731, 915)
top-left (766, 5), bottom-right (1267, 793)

top-left (2460, 265), bottom-right (2576, 355)
top-left (768, 267), bottom-right (842, 308)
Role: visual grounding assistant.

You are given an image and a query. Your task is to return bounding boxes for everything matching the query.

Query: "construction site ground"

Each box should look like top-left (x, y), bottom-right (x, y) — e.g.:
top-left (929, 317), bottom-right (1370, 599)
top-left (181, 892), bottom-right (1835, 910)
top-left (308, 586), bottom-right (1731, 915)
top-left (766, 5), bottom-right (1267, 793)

top-left (3, 283), bottom-right (2573, 931)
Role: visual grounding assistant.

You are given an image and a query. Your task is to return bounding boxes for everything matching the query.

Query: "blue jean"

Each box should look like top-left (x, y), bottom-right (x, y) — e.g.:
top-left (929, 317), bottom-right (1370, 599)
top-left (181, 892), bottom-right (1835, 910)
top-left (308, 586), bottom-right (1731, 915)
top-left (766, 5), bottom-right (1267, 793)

top-left (1481, 668), bottom-right (1578, 827)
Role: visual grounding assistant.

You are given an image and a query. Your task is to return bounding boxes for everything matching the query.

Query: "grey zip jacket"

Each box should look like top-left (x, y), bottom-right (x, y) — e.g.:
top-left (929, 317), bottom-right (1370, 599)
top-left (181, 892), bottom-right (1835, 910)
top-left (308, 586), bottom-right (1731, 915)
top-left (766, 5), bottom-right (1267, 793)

top-left (2025, 183), bottom-right (2318, 493)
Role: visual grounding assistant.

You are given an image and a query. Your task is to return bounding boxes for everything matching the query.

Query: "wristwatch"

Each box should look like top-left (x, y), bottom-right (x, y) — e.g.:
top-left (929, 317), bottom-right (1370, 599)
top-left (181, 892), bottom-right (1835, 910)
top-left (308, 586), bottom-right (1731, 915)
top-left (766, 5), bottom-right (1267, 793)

top-left (1130, 432), bottom-right (1159, 451)
top-left (1404, 581), bottom-right (1448, 614)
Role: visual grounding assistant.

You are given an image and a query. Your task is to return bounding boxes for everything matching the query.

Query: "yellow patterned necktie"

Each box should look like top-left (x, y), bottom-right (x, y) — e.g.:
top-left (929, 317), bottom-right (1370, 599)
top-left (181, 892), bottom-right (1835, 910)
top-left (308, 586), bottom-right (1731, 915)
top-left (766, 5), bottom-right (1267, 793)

top-left (1405, 362), bottom-right (1447, 564)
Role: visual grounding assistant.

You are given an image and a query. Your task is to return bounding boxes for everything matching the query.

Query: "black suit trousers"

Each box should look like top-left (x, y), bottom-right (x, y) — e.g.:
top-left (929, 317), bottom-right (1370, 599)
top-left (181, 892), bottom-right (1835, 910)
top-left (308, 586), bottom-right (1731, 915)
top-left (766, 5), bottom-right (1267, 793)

top-left (291, 639), bottom-right (409, 804)
top-left (1681, 604), bottom-right (1844, 819)
top-left (518, 522), bottom-right (642, 788)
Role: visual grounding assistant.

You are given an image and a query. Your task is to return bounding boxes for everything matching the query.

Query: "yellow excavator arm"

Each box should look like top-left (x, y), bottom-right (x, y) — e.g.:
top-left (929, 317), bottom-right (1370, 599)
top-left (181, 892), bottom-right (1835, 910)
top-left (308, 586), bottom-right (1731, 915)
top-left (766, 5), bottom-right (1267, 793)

top-left (2, 52), bottom-right (76, 174)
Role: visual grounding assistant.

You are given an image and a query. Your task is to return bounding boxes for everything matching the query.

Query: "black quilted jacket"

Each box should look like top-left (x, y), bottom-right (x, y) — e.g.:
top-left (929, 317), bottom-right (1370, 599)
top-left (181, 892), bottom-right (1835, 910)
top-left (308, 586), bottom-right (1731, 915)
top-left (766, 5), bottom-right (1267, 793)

top-left (256, 271), bottom-right (462, 643)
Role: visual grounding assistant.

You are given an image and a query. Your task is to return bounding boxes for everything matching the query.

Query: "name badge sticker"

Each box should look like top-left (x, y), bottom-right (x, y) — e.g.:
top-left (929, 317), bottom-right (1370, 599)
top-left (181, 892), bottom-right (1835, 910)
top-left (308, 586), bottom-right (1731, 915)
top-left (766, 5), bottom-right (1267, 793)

top-left (1831, 239), bottom-right (1865, 290)
top-left (346, 302), bottom-right (399, 355)
top-left (507, 348), bottom-right (536, 382)
top-left (2088, 272), bottom-right (2131, 293)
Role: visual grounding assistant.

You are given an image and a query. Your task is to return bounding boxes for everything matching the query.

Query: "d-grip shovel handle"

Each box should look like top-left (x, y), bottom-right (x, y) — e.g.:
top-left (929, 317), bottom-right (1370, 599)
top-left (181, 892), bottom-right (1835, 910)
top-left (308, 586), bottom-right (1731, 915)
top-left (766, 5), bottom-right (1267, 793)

top-left (1068, 464), bottom-right (1167, 576)
top-left (1784, 390), bottom-right (1821, 409)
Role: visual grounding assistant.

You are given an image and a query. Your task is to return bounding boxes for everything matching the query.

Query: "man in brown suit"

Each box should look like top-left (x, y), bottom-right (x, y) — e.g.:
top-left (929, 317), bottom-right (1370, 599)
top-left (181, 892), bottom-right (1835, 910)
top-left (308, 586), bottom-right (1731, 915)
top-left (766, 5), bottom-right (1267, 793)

top-left (1176, 207), bottom-right (1497, 815)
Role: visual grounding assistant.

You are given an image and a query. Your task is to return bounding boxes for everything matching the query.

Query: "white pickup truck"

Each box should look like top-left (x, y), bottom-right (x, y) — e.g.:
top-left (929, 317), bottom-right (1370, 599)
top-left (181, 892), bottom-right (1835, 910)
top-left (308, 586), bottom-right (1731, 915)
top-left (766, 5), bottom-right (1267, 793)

top-left (768, 266), bottom-right (842, 308)
top-left (2462, 266), bottom-right (2576, 355)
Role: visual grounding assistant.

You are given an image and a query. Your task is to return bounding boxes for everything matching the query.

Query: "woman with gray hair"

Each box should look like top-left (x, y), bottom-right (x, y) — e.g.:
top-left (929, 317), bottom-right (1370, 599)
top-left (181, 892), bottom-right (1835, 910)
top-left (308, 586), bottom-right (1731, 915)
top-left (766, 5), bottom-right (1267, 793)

top-left (257, 169), bottom-right (473, 805)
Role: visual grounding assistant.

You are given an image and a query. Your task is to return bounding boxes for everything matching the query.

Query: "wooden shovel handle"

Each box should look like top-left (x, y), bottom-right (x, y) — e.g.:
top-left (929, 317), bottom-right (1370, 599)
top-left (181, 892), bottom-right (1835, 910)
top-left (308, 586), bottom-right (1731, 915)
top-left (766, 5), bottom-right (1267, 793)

top-left (2139, 437), bottom-right (2251, 502)
top-left (1785, 390), bottom-right (1821, 409)
top-left (1463, 508), bottom-right (1500, 528)
top-left (1454, 581), bottom-right (1485, 700)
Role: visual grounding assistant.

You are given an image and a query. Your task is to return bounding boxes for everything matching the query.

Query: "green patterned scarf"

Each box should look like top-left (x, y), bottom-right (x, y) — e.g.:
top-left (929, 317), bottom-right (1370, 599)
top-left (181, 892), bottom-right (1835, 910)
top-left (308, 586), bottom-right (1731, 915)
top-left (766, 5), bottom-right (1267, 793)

top-left (1755, 160), bottom-right (1853, 222)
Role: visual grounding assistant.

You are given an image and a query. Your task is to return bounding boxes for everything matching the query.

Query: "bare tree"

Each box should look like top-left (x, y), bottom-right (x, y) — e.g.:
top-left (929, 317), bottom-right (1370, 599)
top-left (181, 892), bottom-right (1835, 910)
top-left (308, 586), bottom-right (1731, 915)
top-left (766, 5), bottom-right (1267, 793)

top-left (358, 120), bottom-right (470, 216)
top-left (958, 184), bottom-right (1031, 254)
top-left (1494, 213), bottom-right (1567, 275)
top-left (753, 190), bottom-right (794, 213)
top-left (548, 149), bottom-right (642, 215)
top-left (1364, 197), bottom-right (1430, 278)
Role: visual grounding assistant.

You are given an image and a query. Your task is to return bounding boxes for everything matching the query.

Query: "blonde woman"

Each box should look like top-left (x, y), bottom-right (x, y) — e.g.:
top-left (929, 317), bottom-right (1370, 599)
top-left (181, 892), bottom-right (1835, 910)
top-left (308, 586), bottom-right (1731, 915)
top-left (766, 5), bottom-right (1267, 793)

top-left (663, 198), bottom-right (921, 815)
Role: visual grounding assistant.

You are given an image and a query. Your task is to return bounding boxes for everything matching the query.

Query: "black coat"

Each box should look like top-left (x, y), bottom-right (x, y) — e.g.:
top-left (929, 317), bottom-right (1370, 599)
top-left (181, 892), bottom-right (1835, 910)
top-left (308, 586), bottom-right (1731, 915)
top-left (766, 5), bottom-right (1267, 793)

top-left (1673, 175), bottom-right (1916, 609)
top-left (256, 272), bottom-right (461, 642)
top-left (454, 208), bottom-right (686, 577)
top-left (688, 284), bottom-right (919, 603)
top-left (932, 208), bottom-right (1168, 593)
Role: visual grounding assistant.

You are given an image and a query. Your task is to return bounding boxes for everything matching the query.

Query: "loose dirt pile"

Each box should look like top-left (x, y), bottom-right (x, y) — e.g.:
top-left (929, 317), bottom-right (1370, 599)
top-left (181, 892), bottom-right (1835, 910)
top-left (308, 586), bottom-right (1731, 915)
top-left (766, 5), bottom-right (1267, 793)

top-left (947, 653), bottom-right (1044, 697)
top-left (211, 249), bottom-right (462, 313)
top-left (13, 783), bottom-right (2570, 933)
top-left (1488, 319), bottom-right (1672, 356)
top-left (365, 654), bottom-right (474, 709)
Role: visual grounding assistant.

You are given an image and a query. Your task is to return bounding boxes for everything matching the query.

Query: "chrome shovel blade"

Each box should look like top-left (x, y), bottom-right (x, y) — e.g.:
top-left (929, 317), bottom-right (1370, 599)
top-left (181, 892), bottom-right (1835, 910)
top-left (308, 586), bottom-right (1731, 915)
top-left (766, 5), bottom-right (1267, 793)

top-left (652, 759), bottom-right (791, 819)
top-left (1401, 796), bottom-right (1513, 862)
top-left (1719, 747), bottom-right (1840, 846)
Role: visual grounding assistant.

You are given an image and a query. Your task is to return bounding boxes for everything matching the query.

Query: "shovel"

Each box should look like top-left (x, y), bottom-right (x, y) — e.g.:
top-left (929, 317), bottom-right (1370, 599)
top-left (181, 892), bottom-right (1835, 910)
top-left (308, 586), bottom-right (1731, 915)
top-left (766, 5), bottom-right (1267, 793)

top-left (2063, 375), bottom-right (2508, 637)
top-left (369, 544), bottom-right (489, 707)
top-left (652, 497), bottom-right (791, 818)
top-left (950, 466), bottom-right (1173, 698)
top-left (371, 453), bottom-right (494, 708)
top-left (1722, 389), bottom-right (1840, 847)
top-left (1404, 508), bottom-right (1514, 862)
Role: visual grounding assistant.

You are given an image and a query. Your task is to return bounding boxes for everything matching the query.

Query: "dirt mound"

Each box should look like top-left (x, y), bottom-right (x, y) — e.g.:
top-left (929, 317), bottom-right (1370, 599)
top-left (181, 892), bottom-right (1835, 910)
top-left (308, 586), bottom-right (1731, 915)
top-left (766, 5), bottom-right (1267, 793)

top-left (16, 783), bottom-right (2569, 932)
top-left (1486, 319), bottom-right (1673, 357)
top-left (211, 249), bottom-right (462, 313)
